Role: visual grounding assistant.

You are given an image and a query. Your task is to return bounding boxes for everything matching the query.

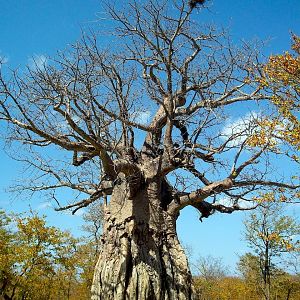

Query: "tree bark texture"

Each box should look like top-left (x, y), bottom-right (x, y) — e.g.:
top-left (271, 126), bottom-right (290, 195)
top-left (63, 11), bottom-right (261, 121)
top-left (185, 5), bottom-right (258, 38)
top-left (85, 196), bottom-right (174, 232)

top-left (91, 179), bottom-right (194, 300)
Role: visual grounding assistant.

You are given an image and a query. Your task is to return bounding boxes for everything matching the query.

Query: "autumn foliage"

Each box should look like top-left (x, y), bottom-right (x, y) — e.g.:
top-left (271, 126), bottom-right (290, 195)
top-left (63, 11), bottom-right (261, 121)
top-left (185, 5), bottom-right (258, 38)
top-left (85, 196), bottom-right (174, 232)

top-left (0, 210), bottom-right (98, 300)
top-left (264, 34), bottom-right (300, 150)
top-left (194, 272), bottom-right (300, 300)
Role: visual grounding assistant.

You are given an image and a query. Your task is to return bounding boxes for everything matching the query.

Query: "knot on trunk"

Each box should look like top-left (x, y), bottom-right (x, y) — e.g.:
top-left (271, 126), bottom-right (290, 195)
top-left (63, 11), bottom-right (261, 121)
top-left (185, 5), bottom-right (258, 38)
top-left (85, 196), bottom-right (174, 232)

top-left (192, 201), bottom-right (215, 221)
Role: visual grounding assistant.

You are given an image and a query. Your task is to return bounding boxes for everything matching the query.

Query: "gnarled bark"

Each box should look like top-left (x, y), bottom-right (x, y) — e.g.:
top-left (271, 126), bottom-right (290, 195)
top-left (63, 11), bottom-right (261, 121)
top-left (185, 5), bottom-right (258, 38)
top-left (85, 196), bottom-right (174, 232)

top-left (91, 179), bottom-right (194, 300)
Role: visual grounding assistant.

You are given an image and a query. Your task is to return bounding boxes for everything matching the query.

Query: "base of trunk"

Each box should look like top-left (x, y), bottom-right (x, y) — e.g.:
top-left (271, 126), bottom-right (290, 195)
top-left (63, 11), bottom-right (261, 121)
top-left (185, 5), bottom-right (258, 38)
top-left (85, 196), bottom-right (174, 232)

top-left (91, 217), bottom-right (194, 300)
top-left (91, 180), bottom-right (194, 300)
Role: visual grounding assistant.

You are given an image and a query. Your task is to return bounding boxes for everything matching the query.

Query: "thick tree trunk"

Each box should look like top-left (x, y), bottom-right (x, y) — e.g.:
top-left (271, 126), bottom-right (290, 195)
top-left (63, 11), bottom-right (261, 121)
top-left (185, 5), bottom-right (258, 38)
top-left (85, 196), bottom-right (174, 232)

top-left (91, 179), bottom-right (194, 300)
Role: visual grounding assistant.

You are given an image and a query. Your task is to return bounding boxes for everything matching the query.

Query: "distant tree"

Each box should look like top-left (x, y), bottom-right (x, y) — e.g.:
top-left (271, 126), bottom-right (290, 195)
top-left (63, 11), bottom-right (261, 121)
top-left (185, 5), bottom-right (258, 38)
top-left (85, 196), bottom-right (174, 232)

top-left (237, 253), bottom-right (261, 296)
top-left (238, 253), bottom-right (300, 300)
top-left (193, 255), bottom-right (226, 299)
top-left (195, 255), bottom-right (226, 281)
top-left (82, 202), bottom-right (103, 256)
top-left (75, 203), bottom-right (105, 299)
top-left (0, 211), bottom-right (13, 300)
top-left (243, 201), bottom-right (300, 300)
top-left (0, 210), bottom-right (80, 300)
top-left (194, 255), bottom-right (258, 300)
top-left (273, 273), bottom-right (300, 300)
top-left (0, 1), bottom-right (299, 299)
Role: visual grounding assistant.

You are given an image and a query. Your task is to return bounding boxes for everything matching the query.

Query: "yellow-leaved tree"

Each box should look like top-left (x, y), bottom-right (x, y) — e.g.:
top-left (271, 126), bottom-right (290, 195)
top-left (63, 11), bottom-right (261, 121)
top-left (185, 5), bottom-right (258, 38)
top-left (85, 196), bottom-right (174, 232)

top-left (244, 201), bottom-right (300, 300)
top-left (0, 210), bottom-right (84, 299)
top-left (264, 34), bottom-right (300, 151)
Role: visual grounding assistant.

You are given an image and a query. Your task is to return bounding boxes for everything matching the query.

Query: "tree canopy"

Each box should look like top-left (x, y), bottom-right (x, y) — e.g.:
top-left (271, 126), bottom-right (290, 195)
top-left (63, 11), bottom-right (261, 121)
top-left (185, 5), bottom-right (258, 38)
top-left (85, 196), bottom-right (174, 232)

top-left (0, 1), bottom-right (298, 217)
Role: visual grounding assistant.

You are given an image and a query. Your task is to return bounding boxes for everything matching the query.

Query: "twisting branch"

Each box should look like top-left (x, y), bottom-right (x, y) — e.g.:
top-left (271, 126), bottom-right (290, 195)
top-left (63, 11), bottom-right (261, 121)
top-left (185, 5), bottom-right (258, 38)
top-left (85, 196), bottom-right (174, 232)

top-left (55, 180), bottom-right (114, 215)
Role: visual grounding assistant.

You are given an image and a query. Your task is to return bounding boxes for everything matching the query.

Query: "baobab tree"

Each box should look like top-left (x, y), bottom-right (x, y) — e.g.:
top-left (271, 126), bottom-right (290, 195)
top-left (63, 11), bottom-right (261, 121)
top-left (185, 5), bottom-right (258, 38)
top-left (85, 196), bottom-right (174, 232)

top-left (0, 1), bottom-right (299, 299)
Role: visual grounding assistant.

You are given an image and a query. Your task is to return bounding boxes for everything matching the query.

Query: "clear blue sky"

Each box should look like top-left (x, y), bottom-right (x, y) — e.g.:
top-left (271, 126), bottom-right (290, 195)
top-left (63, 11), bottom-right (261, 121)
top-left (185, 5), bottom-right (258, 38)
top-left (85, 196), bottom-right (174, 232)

top-left (0, 0), bottom-right (299, 274)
